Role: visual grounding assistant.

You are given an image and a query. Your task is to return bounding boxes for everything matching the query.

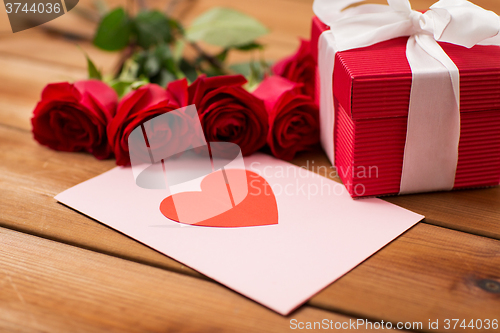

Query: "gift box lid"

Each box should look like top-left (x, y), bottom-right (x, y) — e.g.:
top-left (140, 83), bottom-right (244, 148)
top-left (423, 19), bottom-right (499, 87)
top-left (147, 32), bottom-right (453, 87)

top-left (311, 16), bottom-right (500, 120)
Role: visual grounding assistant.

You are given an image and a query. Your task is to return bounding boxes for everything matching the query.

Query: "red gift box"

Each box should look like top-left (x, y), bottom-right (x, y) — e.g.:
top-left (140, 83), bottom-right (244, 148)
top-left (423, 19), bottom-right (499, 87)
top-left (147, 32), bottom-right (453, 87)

top-left (311, 16), bottom-right (500, 198)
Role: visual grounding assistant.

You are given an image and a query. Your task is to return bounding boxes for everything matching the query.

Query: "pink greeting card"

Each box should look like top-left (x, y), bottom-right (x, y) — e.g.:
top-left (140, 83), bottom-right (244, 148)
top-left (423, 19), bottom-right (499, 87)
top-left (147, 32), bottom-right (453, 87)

top-left (55, 153), bottom-right (423, 315)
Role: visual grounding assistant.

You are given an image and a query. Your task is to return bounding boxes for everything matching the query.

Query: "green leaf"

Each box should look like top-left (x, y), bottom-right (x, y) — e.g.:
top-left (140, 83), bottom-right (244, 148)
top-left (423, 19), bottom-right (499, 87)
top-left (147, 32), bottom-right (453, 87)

top-left (85, 53), bottom-right (102, 80)
top-left (185, 7), bottom-right (268, 48)
top-left (155, 44), bottom-right (176, 74)
top-left (130, 80), bottom-right (149, 90)
top-left (179, 59), bottom-right (198, 83)
top-left (132, 45), bottom-right (185, 85)
top-left (168, 18), bottom-right (184, 36)
top-left (215, 48), bottom-right (229, 63)
top-left (110, 78), bottom-right (148, 98)
top-left (229, 60), bottom-right (273, 89)
top-left (118, 58), bottom-right (140, 81)
top-left (110, 81), bottom-right (133, 97)
top-left (144, 52), bottom-right (161, 76)
top-left (133, 10), bottom-right (175, 49)
top-left (173, 40), bottom-right (185, 62)
top-left (77, 45), bottom-right (102, 80)
top-left (235, 42), bottom-right (263, 51)
top-left (93, 8), bottom-right (132, 51)
top-left (228, 62), bottom-right (254, 77)
top-left (153, 69), bottom-right (177, 87)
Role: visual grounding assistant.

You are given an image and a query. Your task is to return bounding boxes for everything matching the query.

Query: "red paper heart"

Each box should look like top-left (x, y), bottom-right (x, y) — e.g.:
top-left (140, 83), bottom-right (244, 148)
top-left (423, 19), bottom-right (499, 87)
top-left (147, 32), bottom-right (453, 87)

top-left (160, 169), bottom-right (278, 227)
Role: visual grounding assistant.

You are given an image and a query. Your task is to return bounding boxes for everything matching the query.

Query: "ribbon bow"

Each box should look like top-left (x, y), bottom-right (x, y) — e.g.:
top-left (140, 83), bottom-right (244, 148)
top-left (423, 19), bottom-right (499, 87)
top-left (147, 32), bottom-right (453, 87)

top-left (315, 0), bottom-right (500, 51)
top-left (314, 0), bottom-right (500, 194)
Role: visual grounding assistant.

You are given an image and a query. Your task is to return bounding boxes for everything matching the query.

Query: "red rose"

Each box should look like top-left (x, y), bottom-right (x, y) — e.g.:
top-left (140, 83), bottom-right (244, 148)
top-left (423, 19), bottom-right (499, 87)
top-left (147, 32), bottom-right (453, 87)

top-left (272, 39), bottom-right (316, 99)
top-left (253, 76), bottom-right (320, 161)
top-left (166, 75), bottom-right (269, 156)
top-left (107, 84), bottom-right (191, 166)
top-left (31, 80), bottom-right (118, 159)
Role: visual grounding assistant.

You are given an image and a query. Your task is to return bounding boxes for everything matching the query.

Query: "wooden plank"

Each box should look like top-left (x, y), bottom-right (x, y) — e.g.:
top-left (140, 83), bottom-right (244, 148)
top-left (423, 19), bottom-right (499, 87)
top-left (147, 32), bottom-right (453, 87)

top-left (1, 126), bottom-right (500, 328)
top-left (291, 148), bottom-right (500, 240)
top-left (0, 29), bottom-right (119, 73)
top-left (0, 46), bottom-right (499, 239)
top-left (0, 227), bottom-right (381, 333)
top-left (0, 54), bottom-right (86, 131)
top-left (385, 190), bottom-right (500, 240)
top-left (310, 223), bottom-right (500, 332)
top-left (0, 125), bottom-right (203, 279)
top-left (36, 6), bottom-right (100, 40)
top-left (0, 0), bottom-right (498, 330)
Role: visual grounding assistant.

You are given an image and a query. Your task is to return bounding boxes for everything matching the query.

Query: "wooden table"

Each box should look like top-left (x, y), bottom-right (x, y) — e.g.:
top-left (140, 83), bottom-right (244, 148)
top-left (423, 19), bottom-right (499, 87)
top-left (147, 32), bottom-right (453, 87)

top-left (1, 0), bottom-right (499, 331)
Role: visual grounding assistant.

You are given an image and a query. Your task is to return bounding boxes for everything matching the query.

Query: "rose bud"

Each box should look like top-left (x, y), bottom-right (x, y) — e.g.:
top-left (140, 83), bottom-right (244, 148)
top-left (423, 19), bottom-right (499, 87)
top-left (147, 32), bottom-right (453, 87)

top-left (107, 84), bottom-right (191, 166)
top-left (253, 76), bottom-right (320, 161)
top-left (272, 39), bottom-right (316, 99)
top-left (31, 80), bottom-right (118, 159)
top-left (166, 75), bottom-right (269, 156)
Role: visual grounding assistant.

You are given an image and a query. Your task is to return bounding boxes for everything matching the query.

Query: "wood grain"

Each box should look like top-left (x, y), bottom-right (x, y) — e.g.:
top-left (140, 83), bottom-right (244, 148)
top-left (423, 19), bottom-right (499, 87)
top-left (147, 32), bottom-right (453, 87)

top-left (1, 0), bottom-right (500, 329)
top-left (310, 223), bottom-right (500, 332)
top-left (291, 148), bottom-right (500, 240)
top-left (0, 0), bottom-right (499, 242)
top-left (0, 125), bottom-right (203, 279)
top-left (0, 226), bottom-right (387, 333)
top-left (1, 125), bottom-right (499, 329)
top-left (1, 75), bottom-right (499, 242)
top-left (0, 29), bottom-right (119, 73)
top-left (385, 190), bottom-right (500, 240)
top-left (0, 54), bottom-right (85, 131)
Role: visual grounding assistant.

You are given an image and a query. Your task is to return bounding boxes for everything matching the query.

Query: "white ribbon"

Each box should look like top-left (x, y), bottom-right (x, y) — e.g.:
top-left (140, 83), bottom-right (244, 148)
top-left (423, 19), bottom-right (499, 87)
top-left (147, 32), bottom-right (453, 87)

top-left (314, 0), bottom-right (500, 194)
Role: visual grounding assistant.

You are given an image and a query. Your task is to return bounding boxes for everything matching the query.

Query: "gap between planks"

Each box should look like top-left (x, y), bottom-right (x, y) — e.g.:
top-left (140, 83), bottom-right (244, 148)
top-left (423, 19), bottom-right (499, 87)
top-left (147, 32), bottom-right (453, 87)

top-left (1, 122), bottom-right (499, 241)
top-left (1, 123), bottom-right (500, 330)
top-left (1, 199), bottom-right (499, 332)
top-left (1, 226), bottom-right (394, 333)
